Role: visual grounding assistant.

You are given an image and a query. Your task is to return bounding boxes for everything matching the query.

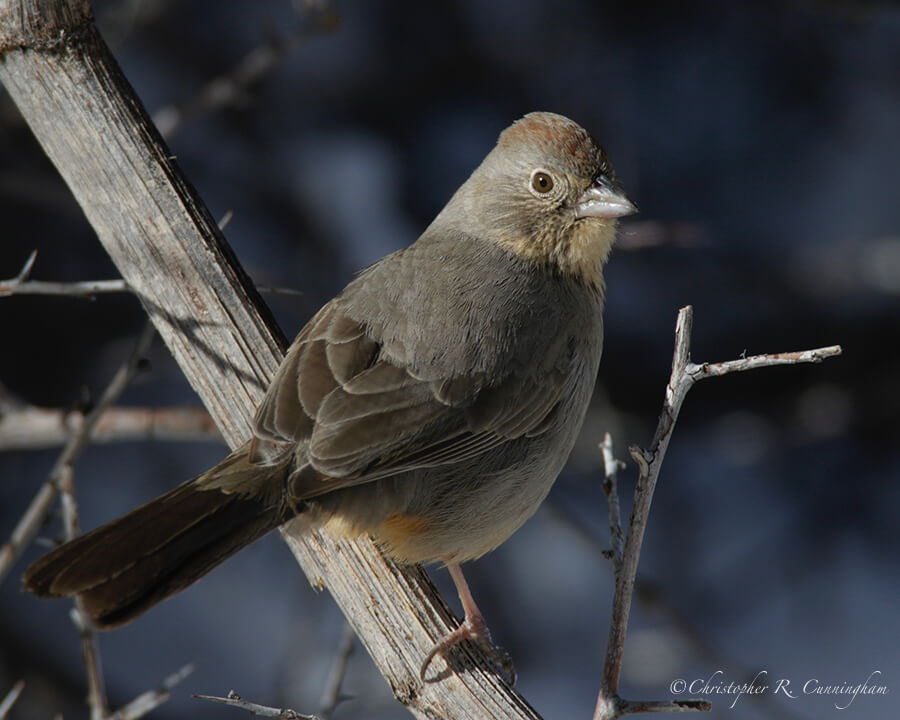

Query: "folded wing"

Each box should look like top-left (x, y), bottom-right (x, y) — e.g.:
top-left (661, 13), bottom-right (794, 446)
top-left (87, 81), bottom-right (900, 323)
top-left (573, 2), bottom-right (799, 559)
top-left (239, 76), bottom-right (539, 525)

top-left (250, 301), bottom-right (569, 499)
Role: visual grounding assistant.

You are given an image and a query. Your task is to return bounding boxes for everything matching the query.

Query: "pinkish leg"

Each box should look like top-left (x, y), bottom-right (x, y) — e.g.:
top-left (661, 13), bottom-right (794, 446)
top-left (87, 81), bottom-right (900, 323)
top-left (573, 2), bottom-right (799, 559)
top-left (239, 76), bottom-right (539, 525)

top-left (420, 563), bottom-right (516, 684)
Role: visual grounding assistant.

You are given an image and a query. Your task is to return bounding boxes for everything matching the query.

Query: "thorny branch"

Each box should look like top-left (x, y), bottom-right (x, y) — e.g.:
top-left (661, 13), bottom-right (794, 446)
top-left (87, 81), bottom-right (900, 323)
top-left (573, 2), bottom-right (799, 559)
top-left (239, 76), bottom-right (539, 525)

top-left (0, 251), bottom-right (129, 297)
top-left (593, 305), bottom-right (841, 720)
top-left (194, 690), bottom-right (319, 720)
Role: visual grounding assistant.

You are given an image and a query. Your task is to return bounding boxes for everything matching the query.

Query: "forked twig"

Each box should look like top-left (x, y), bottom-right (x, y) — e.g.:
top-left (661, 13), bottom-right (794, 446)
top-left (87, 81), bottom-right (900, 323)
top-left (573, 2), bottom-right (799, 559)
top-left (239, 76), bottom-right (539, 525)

top-left (594, 305), bottom-right (841, 719)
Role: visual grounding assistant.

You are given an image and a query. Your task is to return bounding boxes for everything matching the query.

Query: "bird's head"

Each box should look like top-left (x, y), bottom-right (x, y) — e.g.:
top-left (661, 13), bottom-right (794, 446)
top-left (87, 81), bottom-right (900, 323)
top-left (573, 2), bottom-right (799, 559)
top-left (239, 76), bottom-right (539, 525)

top-left (445, 111), bottom-right (636, 291)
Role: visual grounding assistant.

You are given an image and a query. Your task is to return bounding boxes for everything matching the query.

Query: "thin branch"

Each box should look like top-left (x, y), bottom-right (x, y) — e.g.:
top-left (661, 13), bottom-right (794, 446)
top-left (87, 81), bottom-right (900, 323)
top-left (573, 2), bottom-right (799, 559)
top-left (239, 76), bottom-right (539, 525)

top-left (687, 346), bottom-right (841, 380)
top-left (0, 481), bottom-right (57, 583)
top-left (0, 322), bottom-right (156, 585)
top-left (152, 7), bottom-right (339, 139)
top-left (16, 248), bottom-right (36, 279)
top-left (0, 278), bottom-right (301, 299)
top-left (194, 690), bottom-right (319, 720)
top-left (593, 305), bottom-right (842, 720)
top-left (318, 621), bottom-right (356, 719)
top-left (0, 250), bottom-right (129, 297)
top-left (0, 403), bottom-right (221, 451)
top-left (60, 465), bottom-right (108, 720)
top-left (0, 252), bottom-right (299, 300)
top-left (600, 433), bottom-right (626, 569)
top-left (0, 681), bottom-right (25, 720)
top-left (107, 663), bottom-right (195, 720)
top-left (0, 277), bottom-right (130, 297)
top-left (544, 502), bottom-right (806, 720)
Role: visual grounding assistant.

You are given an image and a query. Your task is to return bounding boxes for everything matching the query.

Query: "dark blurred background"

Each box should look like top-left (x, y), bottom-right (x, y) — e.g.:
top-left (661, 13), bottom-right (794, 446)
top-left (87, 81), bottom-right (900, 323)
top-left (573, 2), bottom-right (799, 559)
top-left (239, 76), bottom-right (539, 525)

top-left (1, 1), bottom-right (898, 718)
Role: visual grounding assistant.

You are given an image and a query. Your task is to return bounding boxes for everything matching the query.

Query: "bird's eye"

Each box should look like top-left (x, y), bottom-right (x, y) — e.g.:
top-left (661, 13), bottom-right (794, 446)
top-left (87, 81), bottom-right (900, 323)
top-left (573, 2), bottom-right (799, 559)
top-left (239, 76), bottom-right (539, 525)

top-left (531, 170), bottom-right (554, 194)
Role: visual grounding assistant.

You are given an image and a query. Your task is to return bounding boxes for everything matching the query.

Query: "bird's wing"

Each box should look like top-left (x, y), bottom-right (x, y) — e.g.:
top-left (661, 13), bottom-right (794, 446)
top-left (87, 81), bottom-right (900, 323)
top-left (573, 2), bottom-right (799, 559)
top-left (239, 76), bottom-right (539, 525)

top-left (250, 301), bottom-right (568, 498)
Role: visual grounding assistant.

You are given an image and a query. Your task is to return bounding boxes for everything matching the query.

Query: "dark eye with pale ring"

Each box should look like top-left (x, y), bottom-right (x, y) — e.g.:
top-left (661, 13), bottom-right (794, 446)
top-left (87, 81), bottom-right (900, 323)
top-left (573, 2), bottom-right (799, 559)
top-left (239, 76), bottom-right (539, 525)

top-left (531, 171), bottom-right (554, 193)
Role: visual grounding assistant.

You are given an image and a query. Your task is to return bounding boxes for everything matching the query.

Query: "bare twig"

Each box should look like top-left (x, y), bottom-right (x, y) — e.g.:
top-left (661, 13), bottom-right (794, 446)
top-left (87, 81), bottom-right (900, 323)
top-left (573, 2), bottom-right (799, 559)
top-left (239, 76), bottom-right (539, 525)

top-left (600, 433), bottom-right (626, 569)
top-left (0, 251), bottom-right (298, 300)
top-left (0, 403), bottom-right (220, 451)
top-left (0, 681), bottom-right (25, 720)
top-left (194, 690), bottom-right (319, 720)
top-left (0, 250), bottom-right (130, 298)
top-left (0, 482), bottom-right (57, 583)
top-left (16, 247), bottom-right (36, 279)
top-left (218, 209), bottom-right (234, 231)
top-left (152, 7), bottom-right (339, 139)
top-left (107, 663), bottom-right (195, 720)
top-left (0, 277), bottom-right (130, 297)
top-left (687, 347), bottom-right (841, 380)
top-left (59, 465), bottom-right (108, 720)
top-left (0, 322), bottom-right (156, 585)
top-left (593, 306), bottom-right (842, 720)
top-left (318, 621), bottom-right (356, 718)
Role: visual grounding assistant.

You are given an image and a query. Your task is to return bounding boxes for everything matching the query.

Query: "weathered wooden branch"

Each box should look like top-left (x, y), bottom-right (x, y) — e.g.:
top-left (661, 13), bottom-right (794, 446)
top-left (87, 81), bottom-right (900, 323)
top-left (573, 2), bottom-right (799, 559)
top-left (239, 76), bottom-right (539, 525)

top-left (0, 1), bottom-right (540, 717)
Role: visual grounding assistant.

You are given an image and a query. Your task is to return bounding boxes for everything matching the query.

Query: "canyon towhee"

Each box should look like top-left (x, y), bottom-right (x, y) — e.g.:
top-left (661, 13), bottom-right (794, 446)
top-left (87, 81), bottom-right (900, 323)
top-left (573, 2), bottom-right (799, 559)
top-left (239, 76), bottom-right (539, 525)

top-left (25, 111), bottom-right (636, 682)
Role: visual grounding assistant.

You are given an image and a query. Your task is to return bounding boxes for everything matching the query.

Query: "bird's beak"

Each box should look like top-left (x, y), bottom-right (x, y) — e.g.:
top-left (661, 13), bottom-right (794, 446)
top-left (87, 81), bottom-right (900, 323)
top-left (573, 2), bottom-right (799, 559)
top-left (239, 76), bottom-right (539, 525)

top-left (573, 175), bottom-right (637, 220)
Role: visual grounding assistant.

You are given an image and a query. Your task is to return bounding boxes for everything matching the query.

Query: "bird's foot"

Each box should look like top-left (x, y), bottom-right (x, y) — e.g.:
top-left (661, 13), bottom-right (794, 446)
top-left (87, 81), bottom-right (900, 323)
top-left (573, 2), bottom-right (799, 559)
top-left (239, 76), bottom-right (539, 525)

top-left (420, 611), bottom-right (516, 685)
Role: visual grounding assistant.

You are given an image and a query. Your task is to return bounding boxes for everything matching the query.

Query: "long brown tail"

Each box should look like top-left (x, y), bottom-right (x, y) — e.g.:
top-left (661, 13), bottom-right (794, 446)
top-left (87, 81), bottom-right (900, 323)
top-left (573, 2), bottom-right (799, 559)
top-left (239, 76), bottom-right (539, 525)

top-left (23, 443), bottom-right (294, 629)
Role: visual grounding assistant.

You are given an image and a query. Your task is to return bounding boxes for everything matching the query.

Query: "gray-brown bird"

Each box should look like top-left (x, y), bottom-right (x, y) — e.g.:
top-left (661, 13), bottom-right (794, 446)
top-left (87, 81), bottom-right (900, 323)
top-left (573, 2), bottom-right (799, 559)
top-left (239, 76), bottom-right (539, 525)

top-left (24, 111), bottom-right (636, 681)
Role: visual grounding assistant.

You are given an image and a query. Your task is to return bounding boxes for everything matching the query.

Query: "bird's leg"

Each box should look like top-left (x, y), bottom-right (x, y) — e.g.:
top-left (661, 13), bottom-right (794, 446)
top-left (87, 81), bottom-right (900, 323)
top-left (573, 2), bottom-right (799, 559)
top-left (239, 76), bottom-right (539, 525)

top-left (420, 562), bottom-right (516, 684)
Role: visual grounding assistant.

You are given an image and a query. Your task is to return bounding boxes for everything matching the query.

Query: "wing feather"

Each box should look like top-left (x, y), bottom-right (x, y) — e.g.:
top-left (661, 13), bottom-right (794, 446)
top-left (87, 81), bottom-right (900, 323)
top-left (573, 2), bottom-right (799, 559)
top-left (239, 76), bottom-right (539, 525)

top-left (251, 302), bottom-right (570, 495)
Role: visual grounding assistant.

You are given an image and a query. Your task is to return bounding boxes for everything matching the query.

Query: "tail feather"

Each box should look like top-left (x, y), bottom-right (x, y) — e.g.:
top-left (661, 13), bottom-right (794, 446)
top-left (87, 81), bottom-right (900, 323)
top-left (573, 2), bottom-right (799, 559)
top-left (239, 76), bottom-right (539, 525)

top-left (23, 445), bottom-right (293, 629)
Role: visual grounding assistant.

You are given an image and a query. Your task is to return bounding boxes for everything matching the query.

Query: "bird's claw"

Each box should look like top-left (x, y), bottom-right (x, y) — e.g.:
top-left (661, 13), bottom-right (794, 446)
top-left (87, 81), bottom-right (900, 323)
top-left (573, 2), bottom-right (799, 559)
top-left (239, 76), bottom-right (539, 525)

top-left (420, 614), bottom-right (517, 685)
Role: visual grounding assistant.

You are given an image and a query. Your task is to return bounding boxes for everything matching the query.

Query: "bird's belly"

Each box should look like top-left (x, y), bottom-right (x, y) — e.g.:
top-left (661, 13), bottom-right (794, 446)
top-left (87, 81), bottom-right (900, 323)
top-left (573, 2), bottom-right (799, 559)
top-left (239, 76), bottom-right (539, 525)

top-left (319, 368), bottom-right (596, 565)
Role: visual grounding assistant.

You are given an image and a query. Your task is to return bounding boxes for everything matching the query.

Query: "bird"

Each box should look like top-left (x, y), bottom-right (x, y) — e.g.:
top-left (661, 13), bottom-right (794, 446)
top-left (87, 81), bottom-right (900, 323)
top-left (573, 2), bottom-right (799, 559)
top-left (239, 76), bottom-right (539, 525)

top-left (24, 111), bottom-right (636, 683)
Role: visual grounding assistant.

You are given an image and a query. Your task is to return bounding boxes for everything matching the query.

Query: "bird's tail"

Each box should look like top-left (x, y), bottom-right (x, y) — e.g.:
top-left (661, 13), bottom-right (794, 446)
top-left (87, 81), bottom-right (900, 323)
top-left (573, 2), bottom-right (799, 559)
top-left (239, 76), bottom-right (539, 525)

top-left (23, 443), bottom-right (293, 629)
